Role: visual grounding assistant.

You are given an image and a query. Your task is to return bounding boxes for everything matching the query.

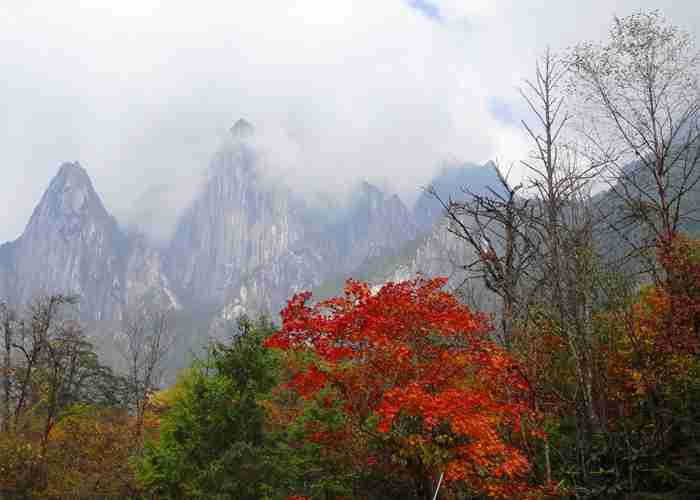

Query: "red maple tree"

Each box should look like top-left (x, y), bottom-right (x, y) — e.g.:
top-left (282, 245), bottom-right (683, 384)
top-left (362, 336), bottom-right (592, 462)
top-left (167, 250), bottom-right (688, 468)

top-left (267, 277), bottom-right (547, 499)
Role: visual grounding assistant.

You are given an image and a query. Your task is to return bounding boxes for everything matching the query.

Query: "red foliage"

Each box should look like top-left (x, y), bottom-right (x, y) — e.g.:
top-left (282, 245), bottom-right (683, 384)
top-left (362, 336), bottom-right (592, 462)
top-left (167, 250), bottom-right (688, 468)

top-left (658, 234), bottom-right (700, 355)
top-left (266, 277), bottom-right (545, 499)
top-left (600, 235), bottom-right (700, 415)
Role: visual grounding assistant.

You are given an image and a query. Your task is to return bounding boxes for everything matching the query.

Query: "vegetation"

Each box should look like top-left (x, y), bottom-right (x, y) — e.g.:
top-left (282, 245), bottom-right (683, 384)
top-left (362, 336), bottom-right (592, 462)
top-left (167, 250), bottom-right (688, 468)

top-left (2, 10), bottom-right (700, 500)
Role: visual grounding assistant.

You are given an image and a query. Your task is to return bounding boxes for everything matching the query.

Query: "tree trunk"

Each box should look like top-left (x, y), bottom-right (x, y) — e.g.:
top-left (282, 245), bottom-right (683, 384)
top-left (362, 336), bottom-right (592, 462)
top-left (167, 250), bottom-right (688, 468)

top-left (544, 431), bottom-right (552, 484)
top-left (2, 319), bottom-right (11, 433)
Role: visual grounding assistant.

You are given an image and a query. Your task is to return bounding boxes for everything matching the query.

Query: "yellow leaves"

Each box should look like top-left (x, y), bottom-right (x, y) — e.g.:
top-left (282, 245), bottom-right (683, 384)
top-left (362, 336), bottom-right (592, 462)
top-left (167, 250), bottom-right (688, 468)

top-left (0, 408), bottom-right (140, 498)
top-left (627, 369), bottom-right (645, 396)
top-left (0, 431), bottom-right (40, 492)
top-left (407, 433), bottom-right (424, 447)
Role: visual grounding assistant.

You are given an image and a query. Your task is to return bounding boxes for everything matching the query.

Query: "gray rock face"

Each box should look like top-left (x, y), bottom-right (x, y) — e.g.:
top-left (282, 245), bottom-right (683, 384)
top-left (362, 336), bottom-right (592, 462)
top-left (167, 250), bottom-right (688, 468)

top-left (165, 139), bottom-right (317, 308)
top-left (2, 163), bottom-right (128, 322)
top-left (312, 162), bottom-right (504, 311)
top-left (406, 220), bottom-right (495, 311)
top-left (2, 123), bottom-right (492, 360)
top-left (125, 234), bottom-right (179, 311)
top-left (166, 132), bottom-right (419, 317)
top-left (0, 243), bottom-right (13, 302)
top-left (0, 163), bottom-right (180, 328)
top-left (338, 183), bottom-right (418, 273)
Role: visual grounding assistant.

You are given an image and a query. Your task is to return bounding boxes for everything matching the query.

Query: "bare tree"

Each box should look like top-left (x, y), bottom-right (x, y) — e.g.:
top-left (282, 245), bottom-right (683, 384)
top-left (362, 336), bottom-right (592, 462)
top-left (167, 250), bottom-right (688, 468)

top-left (0, 294), bottom-right (102, 467)
top-left (1, 302), bottom-right (15, 432)
top-left (118, 305), bottom-right (174, 439)
top-left (428, 164), bottom-right (539, 350)
top-left (519, 51), bottom-right (608, 482)
top-left (10, 294), bottom-right (78, 427)
top-left (39, 318), bottom-right (89, 455)
top-left (431, 51), bottom-right (605, 482)
top-left (569, 11), bottom-right (700, 277)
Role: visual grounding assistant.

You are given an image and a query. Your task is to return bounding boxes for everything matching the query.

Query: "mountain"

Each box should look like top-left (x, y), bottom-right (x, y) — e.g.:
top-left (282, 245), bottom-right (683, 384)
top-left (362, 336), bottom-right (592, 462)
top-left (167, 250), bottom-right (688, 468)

top-left (0, 162), bottom-right (179, 327)
top-left (0, 121), bottom-right (517, 376)
top-left (590, 150), bottom-right (700, 276)
top-left (413, 161), bottom-right (502, 230)
top-left (165, 135), bottom-right (313, 307)
top-left (339, 182), bottom-right (418, 271)
top-left (0, 163), bottom-right (129, 323)
top-left (314, 162), bottom-right (503, 313)
top-left (0, 122), bottom-right (429, 357)
top-left (125, 233), bottom-right (179, 311)
top-left (0, 242), bottom-right (13, 302)
top-left (165, 126), bottom-right (419, 318)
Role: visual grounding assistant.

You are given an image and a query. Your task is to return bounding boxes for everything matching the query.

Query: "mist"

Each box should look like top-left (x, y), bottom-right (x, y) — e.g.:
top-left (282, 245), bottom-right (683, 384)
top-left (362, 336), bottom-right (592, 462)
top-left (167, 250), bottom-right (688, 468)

top-left (1, 0), bottom-right (698, 243)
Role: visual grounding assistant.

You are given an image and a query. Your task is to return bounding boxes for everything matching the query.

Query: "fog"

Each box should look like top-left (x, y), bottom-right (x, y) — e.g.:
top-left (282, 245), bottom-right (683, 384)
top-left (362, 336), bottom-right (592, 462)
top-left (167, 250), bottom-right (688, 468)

top-left (1, 0), bottom-right (698, 243)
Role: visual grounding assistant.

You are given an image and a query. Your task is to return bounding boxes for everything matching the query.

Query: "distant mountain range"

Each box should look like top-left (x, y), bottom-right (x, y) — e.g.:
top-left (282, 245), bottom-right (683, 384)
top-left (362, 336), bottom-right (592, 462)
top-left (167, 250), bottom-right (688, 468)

top-left (0, 120), bottom-right (500, 370)
top-left (5, 120), bottom-right (697, 374)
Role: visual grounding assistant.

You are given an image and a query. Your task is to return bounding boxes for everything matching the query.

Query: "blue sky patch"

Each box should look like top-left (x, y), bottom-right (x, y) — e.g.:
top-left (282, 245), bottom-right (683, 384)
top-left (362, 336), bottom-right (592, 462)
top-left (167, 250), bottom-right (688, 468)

top-left (407, 0), bottom-right (441, 21)
top-left (487, 97), bottom-right (519, 127)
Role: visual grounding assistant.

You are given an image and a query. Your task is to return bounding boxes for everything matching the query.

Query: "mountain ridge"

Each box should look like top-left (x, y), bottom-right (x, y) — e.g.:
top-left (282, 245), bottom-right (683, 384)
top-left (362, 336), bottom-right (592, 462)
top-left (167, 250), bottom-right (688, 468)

top-left (0, 124), bottom-right (505, 372)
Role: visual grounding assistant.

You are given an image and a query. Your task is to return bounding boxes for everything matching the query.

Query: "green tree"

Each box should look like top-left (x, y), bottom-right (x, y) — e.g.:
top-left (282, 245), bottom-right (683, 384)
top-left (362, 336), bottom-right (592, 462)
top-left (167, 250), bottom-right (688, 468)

top-left (137, 316), bottom-right (307, 499)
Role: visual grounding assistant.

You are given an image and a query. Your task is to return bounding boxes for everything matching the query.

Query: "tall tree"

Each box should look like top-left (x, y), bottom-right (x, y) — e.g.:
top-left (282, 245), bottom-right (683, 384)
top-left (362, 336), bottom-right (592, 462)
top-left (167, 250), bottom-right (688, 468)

top-left (11, 294), bottom-right (77, 427)
top-left (137, 317), bottom-right (296, 500)
top-left (570, 11), bottom-right (700, 274)
top-left (0, 302), bottom-right (14, 433)
top-left (428, 164), bottom-right (539, 350)
top-left (518, 51), bottom-right (608, 490)
top-left (118, 304), bottom-right (174, 439)
top-left (266, 278), bottom-right (545, 500)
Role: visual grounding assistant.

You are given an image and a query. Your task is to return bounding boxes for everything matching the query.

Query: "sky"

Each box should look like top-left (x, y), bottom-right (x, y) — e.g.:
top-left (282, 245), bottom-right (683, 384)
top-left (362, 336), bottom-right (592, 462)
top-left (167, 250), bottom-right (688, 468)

top-left (1, 0), bottom-right (698, 243)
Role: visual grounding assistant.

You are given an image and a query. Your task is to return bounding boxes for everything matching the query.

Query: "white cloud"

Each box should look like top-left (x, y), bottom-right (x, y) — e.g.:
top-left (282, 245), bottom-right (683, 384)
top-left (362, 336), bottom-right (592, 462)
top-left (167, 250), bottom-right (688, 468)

top-left (0, 0), bottom-right (697, 242)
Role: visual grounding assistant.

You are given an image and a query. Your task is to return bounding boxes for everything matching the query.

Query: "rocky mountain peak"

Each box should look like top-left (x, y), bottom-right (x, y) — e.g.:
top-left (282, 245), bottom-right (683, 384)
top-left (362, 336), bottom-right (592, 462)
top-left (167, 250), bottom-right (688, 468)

top-left (230, 119), bottom-right (255, 140)
top-left (34, 161), bottom-right (106, 221)
top-left (4, 162), bottom-right (129, 323)
top-left (359, 180), bottom-right (382, 194)
top-left (56, 161), bottom-right (89, 181)
top-left (1, 128), bottom-right (506, 367)
top-left (357, 181), bottom-right (386, 209)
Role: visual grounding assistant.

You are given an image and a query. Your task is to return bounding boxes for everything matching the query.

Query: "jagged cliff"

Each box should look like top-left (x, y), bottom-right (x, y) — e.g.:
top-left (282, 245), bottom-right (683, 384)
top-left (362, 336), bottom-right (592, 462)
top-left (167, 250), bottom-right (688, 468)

top-left (165, 122), bottom-right (419, 318)
top-left (311, 161), bottom-right (502, 310)
top-left (165, 126), bottom-right (321, 308)
top-left (0, 163), bottom-right (128, 322)
top-left (0, 163), bottom-right (178, 326)
top-left (0, 122), bottom-right (500, 368)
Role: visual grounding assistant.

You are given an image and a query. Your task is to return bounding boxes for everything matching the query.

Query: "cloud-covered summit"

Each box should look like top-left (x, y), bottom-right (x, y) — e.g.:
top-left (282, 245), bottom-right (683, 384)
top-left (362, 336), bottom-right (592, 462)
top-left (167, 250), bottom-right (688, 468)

top-left (1, 0), bottom-right (697, 243)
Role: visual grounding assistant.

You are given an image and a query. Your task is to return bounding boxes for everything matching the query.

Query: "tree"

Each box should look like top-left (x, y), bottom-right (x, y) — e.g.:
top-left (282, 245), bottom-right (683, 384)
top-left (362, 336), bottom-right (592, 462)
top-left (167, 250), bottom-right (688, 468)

top-left (0, 294), bottom-right (134, 498)
top-left (519, 50), bottom-right (606, 448)
top-left (1, 301), bottom-right (15, 433)
top-left (10, 294), bottom-right (78, 428)
top-left (566, 19), bottom-right (700, 486)
top-left (41, 406), bottom-right (138, 499)
top-left (118, 304), bottom-right (174, 439)
top-left (428, 164), bottom-right (539, 350)
top-left (39, 317), bottom-right (86, 455)
top-left (266, 278), bottom-right (545, 499)
top-left (137, 317), bottom-right (301, 500)
top-left (570, 11), bottom-right (700, 274)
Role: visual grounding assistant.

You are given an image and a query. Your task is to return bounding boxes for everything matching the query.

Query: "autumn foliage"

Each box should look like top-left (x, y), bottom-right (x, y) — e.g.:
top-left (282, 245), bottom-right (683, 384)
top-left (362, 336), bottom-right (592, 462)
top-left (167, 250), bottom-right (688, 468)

top-left (266, 277), bottom-right (545, 499)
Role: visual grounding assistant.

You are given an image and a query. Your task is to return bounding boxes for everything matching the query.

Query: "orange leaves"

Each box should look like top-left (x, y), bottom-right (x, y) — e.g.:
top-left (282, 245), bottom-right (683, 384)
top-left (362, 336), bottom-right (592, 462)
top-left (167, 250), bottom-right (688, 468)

top-left (595, 234), bottom-right (700, 422)
top-left (617, 284), bottom-right (697, 399)
top-left (657, 234), bottom-right (700, 355)
top-left (267, 277), bottom-right (544, 498)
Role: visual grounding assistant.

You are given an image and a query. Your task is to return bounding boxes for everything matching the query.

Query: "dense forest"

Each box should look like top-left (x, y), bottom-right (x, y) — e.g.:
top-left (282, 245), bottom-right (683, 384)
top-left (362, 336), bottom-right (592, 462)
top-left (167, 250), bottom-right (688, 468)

top-left (3, 11), bottom-right (700, 499)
